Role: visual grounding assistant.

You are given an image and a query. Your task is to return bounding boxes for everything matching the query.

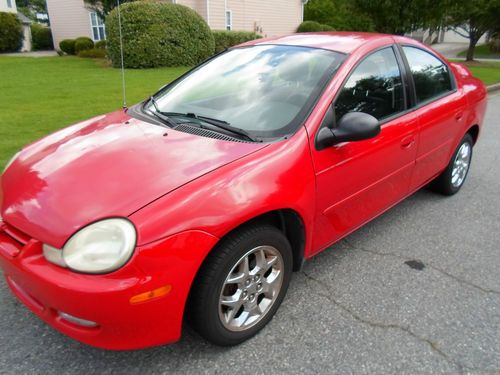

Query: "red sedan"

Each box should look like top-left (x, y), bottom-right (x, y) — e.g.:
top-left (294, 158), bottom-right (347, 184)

top-left (0, 32), bottom-right (487, 349)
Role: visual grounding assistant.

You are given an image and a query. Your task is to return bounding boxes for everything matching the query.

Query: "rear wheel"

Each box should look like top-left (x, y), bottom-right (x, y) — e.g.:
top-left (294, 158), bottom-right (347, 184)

top-left (430, 133), bottom-right (473, 195)
top-left (188, 225), bottom-right (293, 346)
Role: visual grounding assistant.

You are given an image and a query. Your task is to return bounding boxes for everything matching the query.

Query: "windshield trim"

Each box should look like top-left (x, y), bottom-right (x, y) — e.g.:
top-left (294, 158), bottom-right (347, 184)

top-left (142, 45), bottom-right (347, 141)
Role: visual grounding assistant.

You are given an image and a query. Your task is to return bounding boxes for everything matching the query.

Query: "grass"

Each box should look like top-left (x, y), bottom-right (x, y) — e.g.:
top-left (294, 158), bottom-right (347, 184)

top-left (457, 44), bottom-right (500, 59)
top-left (450, 59), bottom-right (500, 86)
top-left (0, 56), bottom-right (189, 168)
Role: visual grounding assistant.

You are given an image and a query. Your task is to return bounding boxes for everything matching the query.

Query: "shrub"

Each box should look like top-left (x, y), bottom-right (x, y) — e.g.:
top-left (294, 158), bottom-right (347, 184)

top-left (59, 39), bottom-right (76, 55)
top-left (74, 36), bottom-right (94, 53)
top-left (212, 30), bottom-right (261, 53)
top-left (489, 37), bottom-right (500, 53)
top-left (31, 23), bottom-right (53, 50)
top-left (95, 40), bottom-right (106, 49)
top-left (106, 2), bottom-right (214, 68)
top-left (0, 12), bottom-right (23, 52)
top-left (78, 48), bottom-right (107, 58)
top-left (297, 21), bottom-right (335, 33)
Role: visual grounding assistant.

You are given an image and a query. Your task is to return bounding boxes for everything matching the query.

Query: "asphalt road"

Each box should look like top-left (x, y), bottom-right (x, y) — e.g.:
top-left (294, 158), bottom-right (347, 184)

top-left (1, 94), bottom-right (499, 375)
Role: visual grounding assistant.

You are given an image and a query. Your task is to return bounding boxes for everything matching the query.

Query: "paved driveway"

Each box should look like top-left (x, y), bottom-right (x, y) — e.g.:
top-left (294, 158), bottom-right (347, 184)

top-left (1, 95), bottom-right (499, 375)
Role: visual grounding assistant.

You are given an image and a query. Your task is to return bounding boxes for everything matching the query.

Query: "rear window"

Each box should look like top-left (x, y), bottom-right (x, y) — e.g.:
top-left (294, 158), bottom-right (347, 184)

top-left (403, 46), bottom-right (453, 103)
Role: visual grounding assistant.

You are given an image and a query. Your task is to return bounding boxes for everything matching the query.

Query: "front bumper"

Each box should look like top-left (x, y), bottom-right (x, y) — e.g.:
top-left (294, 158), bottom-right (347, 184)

top-left (0, 224), bottom-right (219, 350)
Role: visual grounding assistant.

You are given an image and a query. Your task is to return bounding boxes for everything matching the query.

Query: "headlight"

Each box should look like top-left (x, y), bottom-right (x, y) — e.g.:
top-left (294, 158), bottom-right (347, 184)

top-left (3, 151), bottom-right (20, 173)
top-left (43, 218), bottom-right (136, 274)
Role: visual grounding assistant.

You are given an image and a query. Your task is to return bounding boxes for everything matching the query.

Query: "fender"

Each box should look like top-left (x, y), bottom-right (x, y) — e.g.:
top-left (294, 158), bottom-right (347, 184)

top-left (130, 126), bottom-right (318, 257)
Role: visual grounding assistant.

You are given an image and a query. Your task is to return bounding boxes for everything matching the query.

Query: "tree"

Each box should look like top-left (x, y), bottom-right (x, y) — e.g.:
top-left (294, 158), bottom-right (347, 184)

top-left (84, 0), bottom-right (136, 20)
top-left (447, 0), bottom-right (500, 61)
top-left (352, 0), bottom-right (449, 35)
top-left (16, 0), bottom-right (48, 22)
top-left (304, 0), bottom-right (374, 31)
top-left (305, 0), bottom-right (449, 35)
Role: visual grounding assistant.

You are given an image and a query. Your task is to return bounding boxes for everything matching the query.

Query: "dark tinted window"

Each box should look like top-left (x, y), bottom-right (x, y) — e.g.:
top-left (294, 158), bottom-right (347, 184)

top-left (335, 47), bottom-right (405, 123)
top-left (403, 46), bottom-right (452, 103)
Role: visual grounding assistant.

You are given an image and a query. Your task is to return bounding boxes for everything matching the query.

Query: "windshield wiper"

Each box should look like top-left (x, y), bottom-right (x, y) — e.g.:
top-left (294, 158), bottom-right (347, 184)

top-left (147, 97), bottom-right (178, 128)
top-left (164, 112), bottom-right (258, 142)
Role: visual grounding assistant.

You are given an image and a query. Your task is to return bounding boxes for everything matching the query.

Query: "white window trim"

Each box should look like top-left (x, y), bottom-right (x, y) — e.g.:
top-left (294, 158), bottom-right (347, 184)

top-left (225, 9), bottom-right (232, 31)
top-left (7, 0), bottom-right (12, 8)
top-left (89, 11), bottom-right (106, 41)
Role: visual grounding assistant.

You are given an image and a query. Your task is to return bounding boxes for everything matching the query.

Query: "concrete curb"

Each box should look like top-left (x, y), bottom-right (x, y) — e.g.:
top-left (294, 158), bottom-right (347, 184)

top-left (487, 83), bottom-right (500, 93)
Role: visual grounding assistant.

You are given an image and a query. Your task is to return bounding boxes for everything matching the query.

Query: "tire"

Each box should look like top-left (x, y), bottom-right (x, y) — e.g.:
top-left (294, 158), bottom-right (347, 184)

top-left (187, 224), bottom-right (293, 346)
top-left (430, 133), bottom-right (473, 196)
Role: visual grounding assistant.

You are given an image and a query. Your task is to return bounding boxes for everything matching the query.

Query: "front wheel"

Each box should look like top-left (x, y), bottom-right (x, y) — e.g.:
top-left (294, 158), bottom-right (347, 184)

top-left (430, 133), bottom-right (473, 195)
top-left (187, 225), bottom-right (293, 346)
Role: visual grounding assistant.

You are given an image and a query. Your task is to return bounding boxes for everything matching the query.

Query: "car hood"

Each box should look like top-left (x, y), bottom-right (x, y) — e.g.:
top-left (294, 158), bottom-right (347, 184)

top-left (0, 111), bottom-right (267, 247)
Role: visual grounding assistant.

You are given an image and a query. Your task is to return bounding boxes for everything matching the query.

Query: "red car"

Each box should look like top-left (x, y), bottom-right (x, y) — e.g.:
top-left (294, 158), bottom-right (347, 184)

top-left (0, 33), bottom-right (487, 349)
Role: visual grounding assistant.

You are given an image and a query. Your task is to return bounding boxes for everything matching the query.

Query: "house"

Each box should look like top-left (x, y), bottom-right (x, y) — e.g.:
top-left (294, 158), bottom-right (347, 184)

top-left (46, 0), bottom-right (306, 51)
top-left (0, 0), bottom-right (32, 51)
top-left (407, 28), bottom-right (486, 45)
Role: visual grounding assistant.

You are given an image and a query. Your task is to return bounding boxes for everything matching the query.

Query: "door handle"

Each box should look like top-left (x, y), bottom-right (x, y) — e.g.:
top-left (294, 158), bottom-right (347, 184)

top-left (400, 136), bottom-right (415, 149)
top-left (455, 111), bottom-right (464, 121)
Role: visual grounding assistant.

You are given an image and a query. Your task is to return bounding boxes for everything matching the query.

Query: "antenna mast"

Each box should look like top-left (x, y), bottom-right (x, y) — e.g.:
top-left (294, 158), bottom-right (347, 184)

top-left (117, 0), bottom-right (127, 109)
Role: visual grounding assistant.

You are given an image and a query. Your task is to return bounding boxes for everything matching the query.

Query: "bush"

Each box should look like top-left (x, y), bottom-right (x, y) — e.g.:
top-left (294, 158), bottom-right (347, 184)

top-left (489, 37), bottom-right (500, 53)
top-left (0, 12), bottom-right (23, 52)
top-left (78, 48), bottom-right (107, 58)
top-left (59, 39), bottom-right (76, 55)
top-left (74, 37), bottom-right (94, 53)
top-left (297, 21), bottom-right (335, 33)
top-left (31, 23), bottom-right (53, 50)
top-left (95, 40), bottom-right (106, 49)
top-left (106, 2), bottom-right (214, 68)
top-left (212, 30), bottom-right (261, 53)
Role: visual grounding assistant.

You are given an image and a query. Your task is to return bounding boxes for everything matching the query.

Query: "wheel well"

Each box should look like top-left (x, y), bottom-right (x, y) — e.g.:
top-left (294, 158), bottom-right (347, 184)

top-left (467, 125), bottom-right (480, 144)
top-left (225, 210), bottom-right (306, 272)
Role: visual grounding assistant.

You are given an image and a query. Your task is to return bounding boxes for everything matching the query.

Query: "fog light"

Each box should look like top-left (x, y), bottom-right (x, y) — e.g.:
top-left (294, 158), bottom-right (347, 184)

top-left (58, 311), bottom-right (98, 328)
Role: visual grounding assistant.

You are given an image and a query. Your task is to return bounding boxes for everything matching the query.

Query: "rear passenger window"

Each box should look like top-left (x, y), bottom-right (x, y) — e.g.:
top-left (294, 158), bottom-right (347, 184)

top-left (402, 46), bottom-right (453, 103)
top-left (334, 47), bottom-right (405, 123)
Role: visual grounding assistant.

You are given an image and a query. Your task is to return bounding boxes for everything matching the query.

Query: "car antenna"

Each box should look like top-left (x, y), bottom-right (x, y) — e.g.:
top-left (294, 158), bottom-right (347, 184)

top-left (117, 0), bottom-right (127, 109)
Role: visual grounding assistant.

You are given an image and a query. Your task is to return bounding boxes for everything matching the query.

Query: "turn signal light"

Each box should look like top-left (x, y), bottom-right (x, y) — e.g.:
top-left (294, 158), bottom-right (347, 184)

top-left (129, 285), bottom-right (172, 304)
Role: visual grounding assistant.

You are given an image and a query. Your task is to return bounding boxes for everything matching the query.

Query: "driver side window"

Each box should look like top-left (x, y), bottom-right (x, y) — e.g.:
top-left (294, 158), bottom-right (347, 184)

top-left (334, 47), bottom-right (405, 124)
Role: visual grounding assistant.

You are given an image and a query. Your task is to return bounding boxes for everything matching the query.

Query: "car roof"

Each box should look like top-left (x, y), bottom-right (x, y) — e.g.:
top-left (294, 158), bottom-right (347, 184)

top-left (240, 32), bottom-right (409, 54)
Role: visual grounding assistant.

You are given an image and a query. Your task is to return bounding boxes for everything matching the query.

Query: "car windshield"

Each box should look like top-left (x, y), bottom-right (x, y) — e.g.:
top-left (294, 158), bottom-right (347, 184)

top-left (147, 45), bottom-right (345, 139)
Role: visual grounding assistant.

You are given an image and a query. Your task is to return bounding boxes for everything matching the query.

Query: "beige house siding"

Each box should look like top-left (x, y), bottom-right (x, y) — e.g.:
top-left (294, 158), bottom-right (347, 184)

top-left (176, 0), bottom-right (302, 36)
top-left (199, 0), bottom-right (303, 37)
top-left (0, 0), bottom-right (17, 13)
top-left (46, 0), bottom-right (95, 50)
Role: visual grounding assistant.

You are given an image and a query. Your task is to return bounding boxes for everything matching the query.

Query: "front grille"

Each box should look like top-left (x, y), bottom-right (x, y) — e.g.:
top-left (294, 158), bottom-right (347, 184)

top-left (174, 124), bottom-right (249, 143)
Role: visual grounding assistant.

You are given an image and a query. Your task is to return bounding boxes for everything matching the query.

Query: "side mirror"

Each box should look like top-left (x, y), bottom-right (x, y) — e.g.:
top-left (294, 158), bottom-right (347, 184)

top-left (316, 111), bottom-right (380, 150)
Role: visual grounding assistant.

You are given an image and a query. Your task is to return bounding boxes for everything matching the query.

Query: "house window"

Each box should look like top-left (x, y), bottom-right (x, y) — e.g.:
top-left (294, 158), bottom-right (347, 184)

top-left (7, 0), bottom-right (12, 8)
top-left (225, 10), bottom-right (232, 31)
top-left (89, 12), bottom-right (106, 41)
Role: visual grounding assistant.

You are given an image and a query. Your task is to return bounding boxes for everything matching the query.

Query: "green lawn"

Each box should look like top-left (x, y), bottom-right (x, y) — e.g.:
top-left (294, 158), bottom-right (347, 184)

top-left (0, 56), bottom-right (189, 168)
top-left (457, 44), bottom-right (500, 59)
top-left (450, 59), bottom-right (500, 86)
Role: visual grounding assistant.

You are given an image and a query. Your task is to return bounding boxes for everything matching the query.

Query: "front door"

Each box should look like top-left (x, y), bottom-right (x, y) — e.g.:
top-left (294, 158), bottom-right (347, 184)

top-left (311, 46), bottom-right (419, 253)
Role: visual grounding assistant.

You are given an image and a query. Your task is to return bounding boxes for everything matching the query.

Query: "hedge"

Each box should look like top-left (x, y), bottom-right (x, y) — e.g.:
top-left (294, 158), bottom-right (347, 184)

top-left (0, 12), bottom-right (23, 52)
top-left (95, 40), bottom-right (106, 49)
top-left (106, 2), bottom-right (214, 68)
top-left (212, 30), bottom-right (261, 53)
top-left (78, 48), bottom-right (107, 58)
top-left (31, 23), bottom-right (53, 50)
top-left (74, 37), bottom-right (94, 53)
top-left (59, 39), bottom-right (76, 55)
top-left (297, 21), bottom-right (335, 33)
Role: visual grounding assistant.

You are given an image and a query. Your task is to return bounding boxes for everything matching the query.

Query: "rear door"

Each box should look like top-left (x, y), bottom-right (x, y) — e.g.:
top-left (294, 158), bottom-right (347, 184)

top-left (399, 45), bottom-right (467, 191)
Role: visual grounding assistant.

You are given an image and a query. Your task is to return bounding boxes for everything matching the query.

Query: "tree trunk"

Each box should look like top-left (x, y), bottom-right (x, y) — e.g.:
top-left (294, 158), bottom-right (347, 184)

top-left (465, 37), bottom-right (477, 61)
